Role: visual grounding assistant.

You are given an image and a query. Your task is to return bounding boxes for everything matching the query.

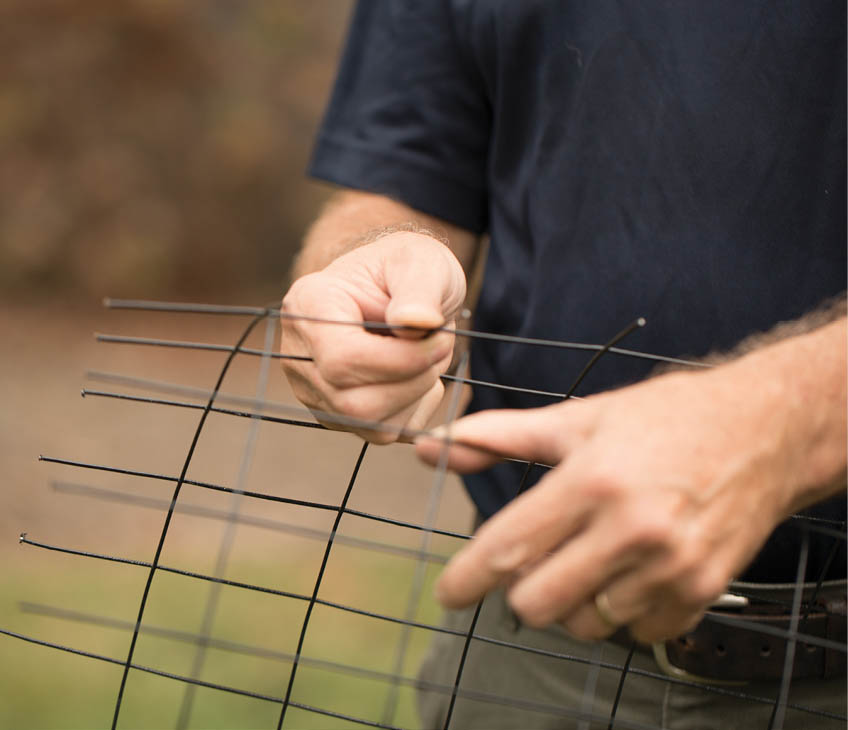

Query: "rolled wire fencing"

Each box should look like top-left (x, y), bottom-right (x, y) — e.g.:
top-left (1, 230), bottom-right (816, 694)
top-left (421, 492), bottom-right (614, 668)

top-left (2, 299), bottom-right (845, 730)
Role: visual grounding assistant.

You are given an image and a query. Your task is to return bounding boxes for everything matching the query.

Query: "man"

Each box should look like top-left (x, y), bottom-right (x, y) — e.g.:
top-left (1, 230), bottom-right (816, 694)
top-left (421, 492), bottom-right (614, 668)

top-left (281, 2), bottom-right (846, 727)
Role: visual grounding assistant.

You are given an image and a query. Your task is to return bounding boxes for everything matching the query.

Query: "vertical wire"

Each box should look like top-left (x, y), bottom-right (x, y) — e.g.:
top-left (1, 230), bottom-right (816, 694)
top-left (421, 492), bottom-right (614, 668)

top-left (606, 642), bottom-right (636, 730)
top-left (110, 310), bottom-right (267, 730)
top-left (799, 535), bottom-right (841, 624)
top-left (276, 441), bottom-right (370, 730)
top-left (441, 601), bottom-right (484, 729)
top-left (379, 352), bottom-right (471, 727)
top-left (576, 642), bottom-right (605, 730)
top-left (767, 525), bottom-right (810, 730)
top-left (440, 319), bottom-right (645, 727)
top-left (571, 318), bottom-right (645, 730)
top-left (175, 314), bottom-right (277, 728)
top-left (442, 461), bottom-right (533, 730)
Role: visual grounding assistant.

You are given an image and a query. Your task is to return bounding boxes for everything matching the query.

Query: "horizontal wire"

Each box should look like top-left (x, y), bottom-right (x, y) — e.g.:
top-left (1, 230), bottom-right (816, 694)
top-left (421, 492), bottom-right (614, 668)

top-left (440, 372), bottom-right (579, 401)
top-left (83, 370), bottom-right (543, 467)
top-left (50, 480), bottom-right (452, 565)
top-left (38, 455), bottom-right (472, 540)
top-left (96, 333), bottom-right (578, 402)
top-left (0, 627), bottom-right (406, 730)
top-left (82, 389), bottom-right (325, 430)
top-left (16, 534), bottom-right (844, 721)
top-left (95, 333), bottom-right (310, 361)
top-left (104, 298), bottom-right (269, 316)
top-left (104, 298), bottom-right (710, 369)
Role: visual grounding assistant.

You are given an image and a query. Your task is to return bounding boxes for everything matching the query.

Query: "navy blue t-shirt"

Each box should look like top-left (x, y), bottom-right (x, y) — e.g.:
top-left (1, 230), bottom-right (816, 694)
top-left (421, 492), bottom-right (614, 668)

top-left (309, 1), bottom-right (846, 581)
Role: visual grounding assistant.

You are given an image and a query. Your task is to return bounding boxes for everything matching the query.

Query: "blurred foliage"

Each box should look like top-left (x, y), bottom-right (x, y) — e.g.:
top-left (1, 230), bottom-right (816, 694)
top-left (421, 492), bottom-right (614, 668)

top-left (0, 0), bottom-right (352, 300)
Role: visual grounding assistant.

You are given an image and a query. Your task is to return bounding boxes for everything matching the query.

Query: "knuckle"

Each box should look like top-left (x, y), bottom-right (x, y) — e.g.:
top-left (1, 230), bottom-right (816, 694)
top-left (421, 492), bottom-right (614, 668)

top-left (319, 354), bottom-right (359, 388)
top-left (290, 384), bottom-right (318, 410)
top-left (508, 592), bottom-right (551, 628)
top-left (283, 369), bottom-right (321, 408)
top-left (686, 567), bottom-right (728, 609)
top-left (622, 511), bottom-right (677, 553)
top-left (580, 471), bottom-right (622, 502)
top-left (281, 275), bottom-right (315, 313)
top-left (330, 390), bottom-right (378, 422)
top-left (279, 357), bottom-right (297, 378)
top-left (358, 428), bottom-right (397, 446)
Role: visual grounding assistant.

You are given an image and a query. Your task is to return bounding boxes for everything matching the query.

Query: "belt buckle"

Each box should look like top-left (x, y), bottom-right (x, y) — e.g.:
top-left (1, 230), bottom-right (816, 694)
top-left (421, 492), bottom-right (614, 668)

top-left (651, 592), bottom-right (749, 687)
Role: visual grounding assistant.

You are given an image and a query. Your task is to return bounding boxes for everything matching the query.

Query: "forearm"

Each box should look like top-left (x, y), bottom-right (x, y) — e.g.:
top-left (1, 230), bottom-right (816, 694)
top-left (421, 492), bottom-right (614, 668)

top-left (729, 312), bottom-right (847, 513)
top-left (293, 190), bottom-right (480, 279)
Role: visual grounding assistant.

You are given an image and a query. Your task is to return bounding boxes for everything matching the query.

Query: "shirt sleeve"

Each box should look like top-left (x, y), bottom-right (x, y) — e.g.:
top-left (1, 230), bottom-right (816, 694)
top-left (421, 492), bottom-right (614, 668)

top-left (308, 0), bottom-right (491, 234)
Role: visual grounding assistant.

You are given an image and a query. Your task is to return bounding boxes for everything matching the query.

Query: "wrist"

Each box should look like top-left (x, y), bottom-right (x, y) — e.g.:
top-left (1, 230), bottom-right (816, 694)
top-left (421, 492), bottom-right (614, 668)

top-left (728, 317), bottom-right (846, 514)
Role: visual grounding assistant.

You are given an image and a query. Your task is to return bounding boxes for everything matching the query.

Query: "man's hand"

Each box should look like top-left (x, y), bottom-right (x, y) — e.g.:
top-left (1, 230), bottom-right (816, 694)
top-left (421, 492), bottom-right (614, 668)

top-left (281, 231), bottom-right (467, 443)
top-left (416, 317), bottom-right (846, 642)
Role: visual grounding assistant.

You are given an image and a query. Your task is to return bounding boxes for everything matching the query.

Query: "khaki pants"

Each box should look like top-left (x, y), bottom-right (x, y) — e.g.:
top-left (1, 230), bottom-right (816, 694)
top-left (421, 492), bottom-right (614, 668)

top-left (417, 589), bottom-right (846, 730)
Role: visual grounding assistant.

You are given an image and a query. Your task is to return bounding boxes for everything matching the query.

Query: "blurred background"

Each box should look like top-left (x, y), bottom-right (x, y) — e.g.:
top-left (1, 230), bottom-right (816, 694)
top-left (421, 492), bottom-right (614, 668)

top-left (1, 0), bottom-right (347, 301)
top-left (0, 2), bottom-right (474, 727)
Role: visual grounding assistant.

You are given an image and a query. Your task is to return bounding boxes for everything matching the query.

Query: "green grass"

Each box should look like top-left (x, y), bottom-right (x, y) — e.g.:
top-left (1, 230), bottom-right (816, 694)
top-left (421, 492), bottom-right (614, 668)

top-left (0, 545), bottom-right (447, 729)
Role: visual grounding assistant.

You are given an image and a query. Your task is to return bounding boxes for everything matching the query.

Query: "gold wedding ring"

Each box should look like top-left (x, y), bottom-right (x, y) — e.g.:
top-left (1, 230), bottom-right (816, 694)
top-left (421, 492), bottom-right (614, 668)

top-left (594, 591), bottom-right (621, 628)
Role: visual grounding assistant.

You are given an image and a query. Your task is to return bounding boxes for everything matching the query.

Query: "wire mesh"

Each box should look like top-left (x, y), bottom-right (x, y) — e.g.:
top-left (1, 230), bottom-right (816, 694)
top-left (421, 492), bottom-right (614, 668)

top-left (3, 299), bottom-right (845, 729)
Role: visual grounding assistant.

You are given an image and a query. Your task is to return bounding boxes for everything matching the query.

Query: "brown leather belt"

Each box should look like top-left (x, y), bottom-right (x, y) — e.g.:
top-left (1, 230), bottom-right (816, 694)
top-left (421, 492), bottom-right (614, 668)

top-left (663, 598), bottom-right (846, 682)
top-left (651, 583), bottom-right (847, 684)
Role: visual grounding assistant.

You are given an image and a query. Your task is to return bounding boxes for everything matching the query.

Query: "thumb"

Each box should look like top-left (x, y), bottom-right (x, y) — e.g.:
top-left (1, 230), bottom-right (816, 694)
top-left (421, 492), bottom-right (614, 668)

top-left (382, 236), bottom-right (466, 339)
top-left (415, 405), bottom-right (571, 472)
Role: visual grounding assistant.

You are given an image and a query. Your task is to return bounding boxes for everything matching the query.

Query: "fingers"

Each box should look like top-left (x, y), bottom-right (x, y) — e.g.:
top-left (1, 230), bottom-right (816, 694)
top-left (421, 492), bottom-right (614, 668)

top-left (396, 380), bottom-right (446, 442)
top-left (419, 366), bottom-right (779, 645)
top-left (434, 466), bottom-right (594, 610)
top-left (561, 586), bottom-right (704, 644)
top-left (504, 529), bottom-right (633, 627)
top-left (308, 323), bottom-right (454, 386)
top-left (286, 356), bottom-right (450, 435)
top-left (383, 233), bottom-right (467, 339)
top-left (419, 403), bottom-right (586, 608)
top-left (279, 234), bottom-right (467, 445)
top-left (415, 404), bottom-right (577, 472)
top-left (284, 278), bottom-right (455, 386)
top-left (349, 378), bottom-right (446, 445)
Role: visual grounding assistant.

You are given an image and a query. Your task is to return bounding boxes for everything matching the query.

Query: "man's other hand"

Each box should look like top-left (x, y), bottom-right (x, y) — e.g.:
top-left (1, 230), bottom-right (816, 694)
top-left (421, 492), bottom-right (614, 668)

top-left (416, 317), bottom-right (846, 641)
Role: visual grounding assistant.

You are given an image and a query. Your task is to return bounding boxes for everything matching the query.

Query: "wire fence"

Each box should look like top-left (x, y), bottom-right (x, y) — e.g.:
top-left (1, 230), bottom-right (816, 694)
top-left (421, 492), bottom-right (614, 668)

top-left (3, 299), bottom-right (845, 729)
